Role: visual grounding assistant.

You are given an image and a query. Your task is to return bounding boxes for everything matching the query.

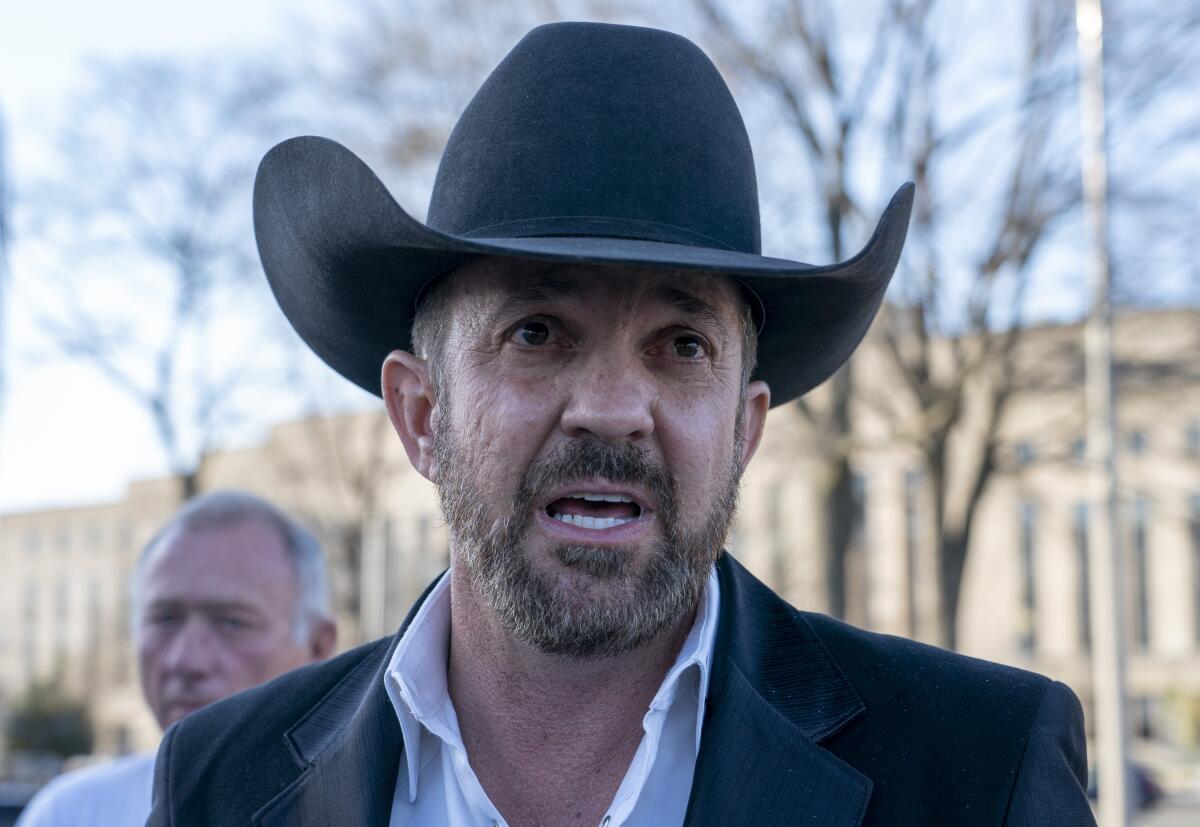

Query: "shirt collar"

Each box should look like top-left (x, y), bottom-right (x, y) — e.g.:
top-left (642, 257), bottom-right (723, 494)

top-left (383, 564), bottom-right (721, 803)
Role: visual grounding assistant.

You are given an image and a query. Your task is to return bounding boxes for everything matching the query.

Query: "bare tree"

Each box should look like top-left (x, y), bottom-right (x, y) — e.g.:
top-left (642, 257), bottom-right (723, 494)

top-left (693, 0), bottom-right (1078, 645)
top-left (700, 0), bottom-right (1198, 648)
top-left (23, 58), bottom-right (298, 501)
top-left (872, 1), bottom-right (1082, 648)
top-left (695, 0), bottom-right (916, 621)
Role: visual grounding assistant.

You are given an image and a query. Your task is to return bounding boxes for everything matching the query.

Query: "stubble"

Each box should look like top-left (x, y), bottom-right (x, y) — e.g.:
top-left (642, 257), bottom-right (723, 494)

top-left (434, 401), bottom-right (744, 659)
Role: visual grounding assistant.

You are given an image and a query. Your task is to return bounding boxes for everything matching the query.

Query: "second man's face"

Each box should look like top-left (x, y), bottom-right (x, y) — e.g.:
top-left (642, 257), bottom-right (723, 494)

top-left (136, 518), bottom-right (319, 728)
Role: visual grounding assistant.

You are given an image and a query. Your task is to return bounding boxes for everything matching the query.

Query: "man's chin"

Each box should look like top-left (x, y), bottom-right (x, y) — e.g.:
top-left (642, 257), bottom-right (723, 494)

top-left (163, 700), bottom-right (213, 726)
top-left (554, 544), bottom-right (629, 578)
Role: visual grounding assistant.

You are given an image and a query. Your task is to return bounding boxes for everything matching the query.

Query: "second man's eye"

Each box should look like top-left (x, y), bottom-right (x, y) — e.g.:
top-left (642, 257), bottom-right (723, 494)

top-left (515, 321), bottom-right (551, 346)
top-left (673, 335), bottom-right (706, 358)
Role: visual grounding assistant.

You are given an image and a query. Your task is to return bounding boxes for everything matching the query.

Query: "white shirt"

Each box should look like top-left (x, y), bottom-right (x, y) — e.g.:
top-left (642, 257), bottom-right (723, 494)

top-left (15, 751), bottom-right (155, 827)
top-left (386, 567), bottom-right (720, 827)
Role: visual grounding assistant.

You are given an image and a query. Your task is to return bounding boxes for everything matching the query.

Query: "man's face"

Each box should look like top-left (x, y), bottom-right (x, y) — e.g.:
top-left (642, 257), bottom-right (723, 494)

top-left (137, 518), bottom-right (317, 728)
top-left (405, 260), bottom-right (768, 658)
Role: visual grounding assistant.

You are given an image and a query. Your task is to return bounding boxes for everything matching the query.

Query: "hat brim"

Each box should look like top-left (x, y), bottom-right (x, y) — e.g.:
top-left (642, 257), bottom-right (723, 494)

top-left (254, 136), bottom-right (913, 406)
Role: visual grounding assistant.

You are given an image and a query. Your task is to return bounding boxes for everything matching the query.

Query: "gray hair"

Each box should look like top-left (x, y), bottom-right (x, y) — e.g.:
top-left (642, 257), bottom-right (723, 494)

top-left (131, 490), bottom-right (332, 642)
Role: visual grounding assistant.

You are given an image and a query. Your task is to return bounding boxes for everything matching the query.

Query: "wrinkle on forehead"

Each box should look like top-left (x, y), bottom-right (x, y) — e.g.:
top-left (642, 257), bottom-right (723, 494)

top-left (450, 258), bottom-right (745, 334)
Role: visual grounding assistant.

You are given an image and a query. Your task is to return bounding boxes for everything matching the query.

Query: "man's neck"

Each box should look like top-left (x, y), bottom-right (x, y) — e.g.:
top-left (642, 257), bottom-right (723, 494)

top-left (446, 562), bottom-right (697, 826)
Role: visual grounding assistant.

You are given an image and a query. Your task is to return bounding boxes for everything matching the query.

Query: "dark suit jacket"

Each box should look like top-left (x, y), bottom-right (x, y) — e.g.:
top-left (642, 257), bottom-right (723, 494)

top-left (148, 553), bottom-right (1095, 826)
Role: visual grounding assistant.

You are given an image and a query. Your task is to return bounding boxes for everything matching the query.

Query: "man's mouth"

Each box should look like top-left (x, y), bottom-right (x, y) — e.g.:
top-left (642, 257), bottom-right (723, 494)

top-left (543, 492), bottom-right (645, 531)
top-left (164, 697), bottom-right (214, 722)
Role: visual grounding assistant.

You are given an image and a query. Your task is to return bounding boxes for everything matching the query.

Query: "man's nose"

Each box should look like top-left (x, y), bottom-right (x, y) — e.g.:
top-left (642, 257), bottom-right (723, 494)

top-left (161, 616), bottom-right (220, 677)
top-left (559, 351), bottom-right (655, 443)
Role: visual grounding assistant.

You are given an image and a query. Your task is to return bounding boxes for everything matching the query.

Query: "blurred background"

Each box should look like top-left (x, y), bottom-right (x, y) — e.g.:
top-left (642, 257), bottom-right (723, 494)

top-left (0, 0), bottom-right (1197, 823)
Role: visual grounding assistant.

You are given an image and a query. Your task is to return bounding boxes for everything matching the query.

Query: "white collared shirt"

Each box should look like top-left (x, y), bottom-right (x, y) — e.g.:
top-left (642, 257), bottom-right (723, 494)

top-left (15, 751), bottom-right (156, 827)
top-left (385, 566), bottom-right (720, 827)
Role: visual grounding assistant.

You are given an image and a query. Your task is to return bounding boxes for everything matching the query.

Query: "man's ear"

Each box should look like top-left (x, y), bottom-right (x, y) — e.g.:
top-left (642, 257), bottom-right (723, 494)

top-left (382, 350), bottom-right (439, 482)
top-left (308, 617), bottom-right (338, 662)
top-left (738, 380), bottom-right (771, 473)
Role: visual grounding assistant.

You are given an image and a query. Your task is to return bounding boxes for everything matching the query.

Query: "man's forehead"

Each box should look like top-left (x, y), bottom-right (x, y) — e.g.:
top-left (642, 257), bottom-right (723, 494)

top-left (145, 518), bottom-right (289, 577)
top-left (449, 257), bottom-right (745, 316)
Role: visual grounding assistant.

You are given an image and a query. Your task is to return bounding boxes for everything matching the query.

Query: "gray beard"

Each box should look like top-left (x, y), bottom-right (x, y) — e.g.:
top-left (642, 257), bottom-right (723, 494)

top-left (434, 410), bottom-right (743, 660)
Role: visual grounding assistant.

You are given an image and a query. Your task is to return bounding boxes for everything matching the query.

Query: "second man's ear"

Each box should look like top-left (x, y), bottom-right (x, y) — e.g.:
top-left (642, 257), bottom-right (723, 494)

top-left (381, 350), bottom-right (439, 483)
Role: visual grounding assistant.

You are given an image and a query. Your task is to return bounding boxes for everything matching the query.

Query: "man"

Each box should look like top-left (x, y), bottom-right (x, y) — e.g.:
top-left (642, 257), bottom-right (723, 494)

top-left (17, 491), bottom-right (336, 827)
top-left (150, 22), bottom-right (1093, 826)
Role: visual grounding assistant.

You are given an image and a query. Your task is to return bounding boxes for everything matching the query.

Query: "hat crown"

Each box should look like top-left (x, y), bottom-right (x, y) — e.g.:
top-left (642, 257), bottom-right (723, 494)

top-left (427, 22), bottom-right (761, 254)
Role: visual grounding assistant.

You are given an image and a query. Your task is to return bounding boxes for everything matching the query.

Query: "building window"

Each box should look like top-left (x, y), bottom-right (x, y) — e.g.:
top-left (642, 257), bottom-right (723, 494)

top-left (24, 529), bottom-right (41, 555)
top-left (1132, 496), bottom-right (1151, 649)
top-left (23, 581), bottom-right (39, 681)
top-left (1073, 502), bottom-right (1091, 651)
top-left (1128, 430), bottom-right (1147, 456)
top-left (1133, 696), bottom-right (1161, 740)
top-left (55, 528), bottom-right (71, 553)
top-left (1191, 494), bottom-right (1200, 646)
top-left (766, 481), bottom-right (786, 593)
top-left (118, 521), bottom-right (135, 551)
top-left (1018, 500), bottom-right (1038, 655)
top-left (1070, 437), bottom-right (1086, 462)
top-left (85, 578), bottom-right (102, 677)
top-left (850, 473), bottom-right (868, 544)
top-left (904, 470), bottom-right (924, 638)
top-left (55, 578), bottom-right (70, 646)
top-left (117, 575), bottom-right (132, 642)
top-left (87, 578), bottom-right (102, 640)
top-left (1188, 420), bottom-right (1200, 458)
top-left (1014, 441), bottom-right (1036, 468)
top-left (114, 576), bottom-right (132, 683)
top-left (844, 472), bottom-right (870, 628)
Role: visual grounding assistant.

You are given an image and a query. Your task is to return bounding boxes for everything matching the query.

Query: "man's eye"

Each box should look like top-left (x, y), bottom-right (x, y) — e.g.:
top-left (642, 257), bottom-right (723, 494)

top-left (513, 321), bottom-right (552, 346)
top-left (673, 335), bottom-right (706, 359)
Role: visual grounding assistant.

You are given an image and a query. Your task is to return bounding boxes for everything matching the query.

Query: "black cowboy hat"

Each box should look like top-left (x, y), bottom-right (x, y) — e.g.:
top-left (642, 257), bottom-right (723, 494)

top-left (254, 21), bottom-right (913, 406)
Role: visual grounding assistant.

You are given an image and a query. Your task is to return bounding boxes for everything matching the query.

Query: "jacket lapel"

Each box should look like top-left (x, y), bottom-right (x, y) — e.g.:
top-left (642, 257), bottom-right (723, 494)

top-left (251, 575), bottom-right (445, 827)
top-left (684, 554), bottom-right (872, 827)
top-left (248, 560), bottom-right (869, 826)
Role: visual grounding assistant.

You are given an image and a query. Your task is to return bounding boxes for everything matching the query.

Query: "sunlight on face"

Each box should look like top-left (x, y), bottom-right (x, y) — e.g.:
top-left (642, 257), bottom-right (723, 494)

top-left (430, 260), bottom-right (763, 658)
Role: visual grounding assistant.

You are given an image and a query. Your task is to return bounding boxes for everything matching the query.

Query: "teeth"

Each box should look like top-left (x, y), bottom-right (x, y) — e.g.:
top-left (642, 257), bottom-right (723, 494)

top-left (552, 514), bottom-right (634, 530)
top-left (571, 494), bottom-right (634, 503)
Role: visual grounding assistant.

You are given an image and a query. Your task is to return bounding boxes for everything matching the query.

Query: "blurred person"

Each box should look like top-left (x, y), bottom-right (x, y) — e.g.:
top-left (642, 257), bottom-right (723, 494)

top-left (150, 23), bottom-right (1093, 826)
top-left (16, 490), bottom-right (337, 827)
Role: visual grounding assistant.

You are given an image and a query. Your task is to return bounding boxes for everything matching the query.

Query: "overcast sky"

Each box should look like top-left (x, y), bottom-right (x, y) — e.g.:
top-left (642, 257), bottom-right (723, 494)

top-left (0, 0), bottom-right (343, 512)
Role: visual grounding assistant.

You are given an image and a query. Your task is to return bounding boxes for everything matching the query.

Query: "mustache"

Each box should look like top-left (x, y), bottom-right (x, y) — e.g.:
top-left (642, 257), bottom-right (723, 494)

top-left (515, 439), bottom-right (676, 521)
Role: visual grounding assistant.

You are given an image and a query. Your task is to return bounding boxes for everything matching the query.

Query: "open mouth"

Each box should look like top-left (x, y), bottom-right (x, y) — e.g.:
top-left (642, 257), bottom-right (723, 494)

top-left (543, 492), bottom-right (645, 530)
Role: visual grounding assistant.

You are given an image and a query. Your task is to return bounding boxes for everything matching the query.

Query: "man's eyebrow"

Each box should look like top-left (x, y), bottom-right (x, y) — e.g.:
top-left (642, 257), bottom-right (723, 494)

top-left (486, 277), bottom-right (583, 325)
top-left (145, 598), bottom-right (262, 614)
top-left (653, 284), bottom-right (726, 332)
top-left (503, 278), bottom-right (582, 307)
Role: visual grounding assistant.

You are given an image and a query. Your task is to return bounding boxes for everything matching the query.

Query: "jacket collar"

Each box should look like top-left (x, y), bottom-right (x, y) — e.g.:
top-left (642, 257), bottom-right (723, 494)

top-left (251, 576), bottom-right (442, 827)
top-left (253, 556), bottom-right (870, 826)
top-left (683, 553), bottom-right (871, 826)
